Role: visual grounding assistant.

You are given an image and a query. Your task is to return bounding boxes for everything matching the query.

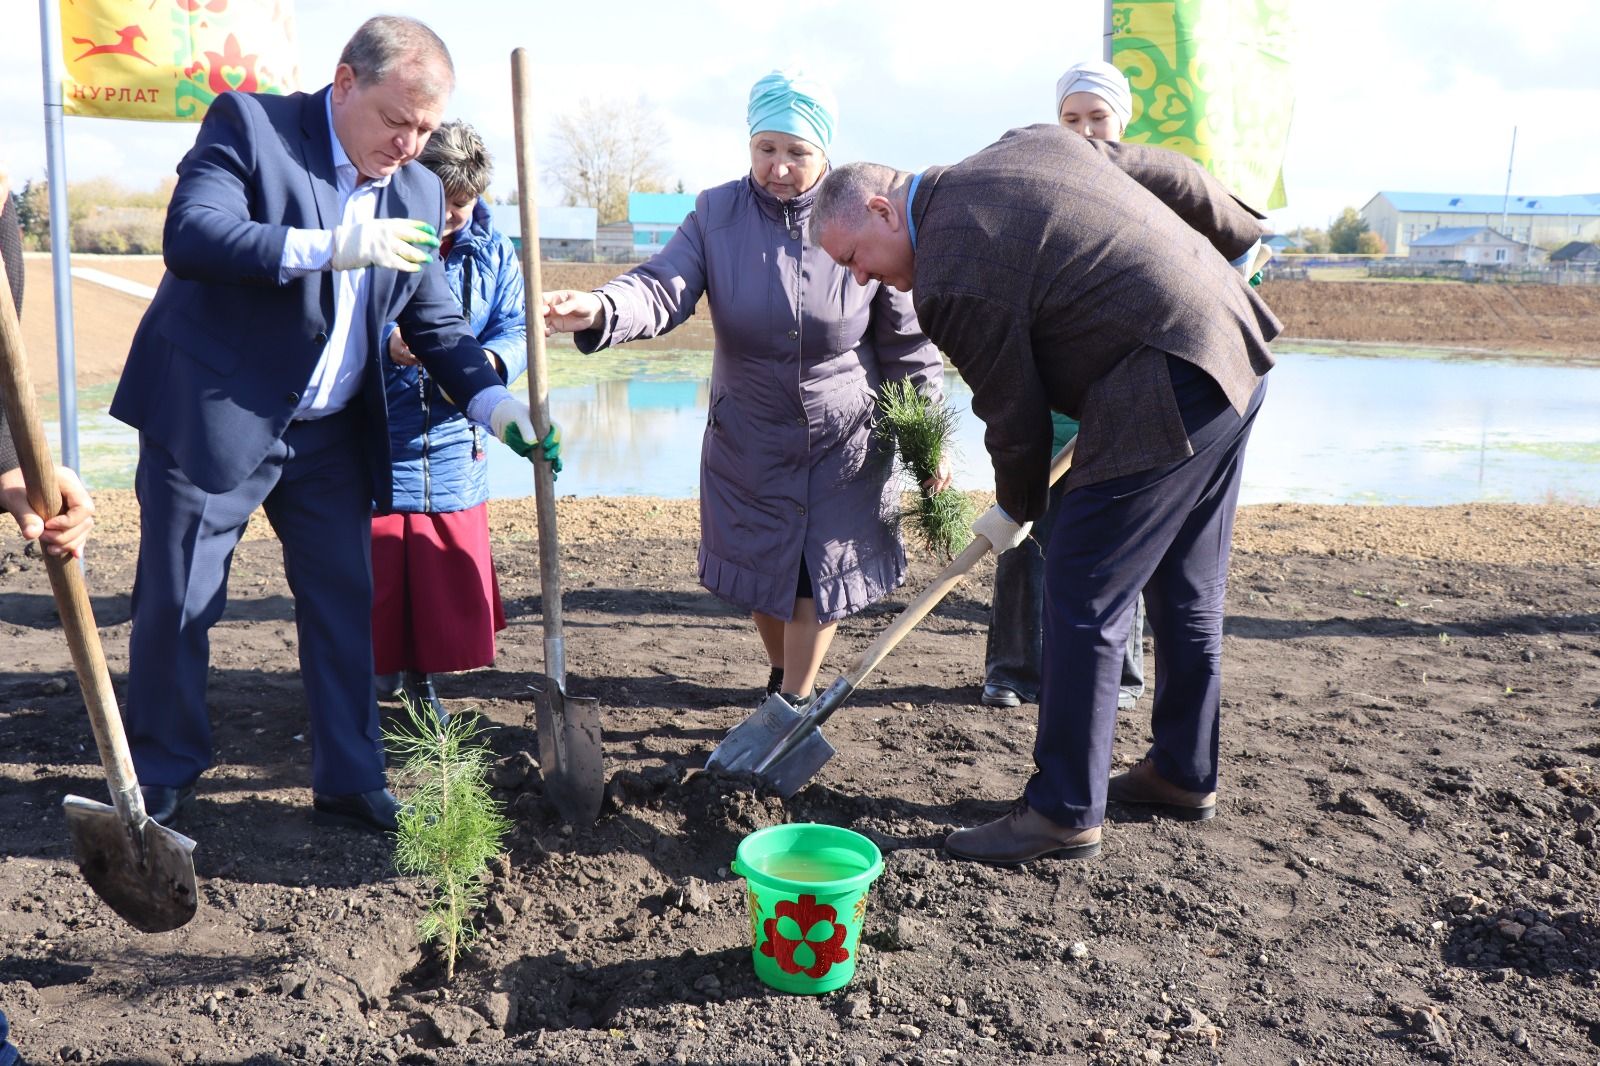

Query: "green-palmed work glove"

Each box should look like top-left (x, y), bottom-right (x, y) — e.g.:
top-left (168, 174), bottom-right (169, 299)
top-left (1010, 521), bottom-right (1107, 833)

top-left (330, 218), bottom-right (439, 272)
top-left (503, 420), bottom-right (563, 479)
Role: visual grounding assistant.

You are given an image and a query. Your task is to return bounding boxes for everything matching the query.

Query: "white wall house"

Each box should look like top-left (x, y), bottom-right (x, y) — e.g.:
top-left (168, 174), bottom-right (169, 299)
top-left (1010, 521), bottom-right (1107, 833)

top-left (1406, 226), bottom-right (1538, 266)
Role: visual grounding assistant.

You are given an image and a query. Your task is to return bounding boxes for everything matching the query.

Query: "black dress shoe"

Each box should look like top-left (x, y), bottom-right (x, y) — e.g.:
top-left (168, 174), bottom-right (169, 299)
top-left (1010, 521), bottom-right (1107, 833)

top-left (981, 683), bottom-right (1022, 708)
top-left (375, 672), bottom-right (403, 701)
top-left (139, 784), bottom-right (195, 827)
top-left (401, 670), bottom-right (449, 726)
top-left (312, 788), bottom-right (405, 833)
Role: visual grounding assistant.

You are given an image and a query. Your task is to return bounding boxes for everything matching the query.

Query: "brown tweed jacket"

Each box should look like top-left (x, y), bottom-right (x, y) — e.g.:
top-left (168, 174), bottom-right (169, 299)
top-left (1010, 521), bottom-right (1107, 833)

top-left (909, 124), bottom-right (1281, 521)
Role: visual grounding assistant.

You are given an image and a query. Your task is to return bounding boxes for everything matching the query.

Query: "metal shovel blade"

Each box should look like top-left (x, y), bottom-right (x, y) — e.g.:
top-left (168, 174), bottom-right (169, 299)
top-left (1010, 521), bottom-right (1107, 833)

top-left (63, 794), bottom-right (197, 933)
top-left (531, 677), bottom-right (604, 824)
top-left (704, 692), bottom-right (837, 798)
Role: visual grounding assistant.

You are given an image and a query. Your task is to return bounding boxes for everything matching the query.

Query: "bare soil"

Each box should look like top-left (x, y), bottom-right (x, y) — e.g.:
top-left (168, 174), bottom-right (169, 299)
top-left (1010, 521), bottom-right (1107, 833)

top-left (2, 495), bottom-right (1599, 1065)
top-left (1256, 280), bottom-right (1600, 360)
top-left (7, 255), bottom-right (1600, 1064)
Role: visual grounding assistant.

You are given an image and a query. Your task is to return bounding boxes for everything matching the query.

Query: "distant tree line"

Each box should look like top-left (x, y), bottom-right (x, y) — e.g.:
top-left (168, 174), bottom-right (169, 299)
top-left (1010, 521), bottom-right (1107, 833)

top-left (1284, 207), bottom-right (1387, 255)
top-left (13, 176), bottom-right (173, 254)
top-left (547, 95), bottom-right (675, 225)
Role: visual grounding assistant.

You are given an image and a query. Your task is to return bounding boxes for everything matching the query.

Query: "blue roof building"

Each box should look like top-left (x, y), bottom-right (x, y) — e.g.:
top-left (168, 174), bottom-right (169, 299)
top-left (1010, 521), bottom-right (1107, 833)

top-left (628, 192), bottom-right (697, 257)
top-left (1363, 190), bottom-right (1600, 255)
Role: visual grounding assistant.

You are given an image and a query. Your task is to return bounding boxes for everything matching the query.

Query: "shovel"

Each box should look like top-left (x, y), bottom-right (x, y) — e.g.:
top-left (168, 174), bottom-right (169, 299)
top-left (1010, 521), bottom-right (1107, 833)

top-left (707, 440), bottom-right (1077, 796)
top-left (509, 47), bottom-right (604, 824)
top-left (0, 259), bottom-right (197, 932)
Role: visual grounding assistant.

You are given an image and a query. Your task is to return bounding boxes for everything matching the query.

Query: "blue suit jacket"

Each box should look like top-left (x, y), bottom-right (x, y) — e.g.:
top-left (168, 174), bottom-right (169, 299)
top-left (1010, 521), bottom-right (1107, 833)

top-left (110, 87), bottom-right (505, 506)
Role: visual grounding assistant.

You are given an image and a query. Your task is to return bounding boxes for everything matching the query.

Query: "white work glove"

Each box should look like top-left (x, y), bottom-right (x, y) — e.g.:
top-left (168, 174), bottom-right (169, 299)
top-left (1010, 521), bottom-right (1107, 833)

top-left (330, 218), bottom-right (440, 273)
top-left (971, 504), bottom-right (1032, 553)
top-left (489, 397), bottom-right (536, 450)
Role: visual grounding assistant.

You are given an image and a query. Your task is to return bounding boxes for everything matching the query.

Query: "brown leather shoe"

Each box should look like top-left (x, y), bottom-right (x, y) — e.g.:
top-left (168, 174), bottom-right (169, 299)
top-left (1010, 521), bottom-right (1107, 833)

top-left (1107, 757), bottom-right (1217, 821)
top-left (945, 802), bottom-right (1101, 865)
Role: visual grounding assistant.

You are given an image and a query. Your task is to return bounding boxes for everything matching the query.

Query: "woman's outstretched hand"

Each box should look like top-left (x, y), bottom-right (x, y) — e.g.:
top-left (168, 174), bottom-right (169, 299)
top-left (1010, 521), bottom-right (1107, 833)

top-left (541, 290), bottom-right (604, 335)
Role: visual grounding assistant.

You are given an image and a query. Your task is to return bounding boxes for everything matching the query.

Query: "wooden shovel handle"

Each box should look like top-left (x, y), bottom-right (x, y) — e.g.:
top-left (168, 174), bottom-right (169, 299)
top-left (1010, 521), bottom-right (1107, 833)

top-left (0, 258), bottom-right (142, 816)
top-left (842, 438), bottom-right (1076, 689)
top-left (509, 48), bottom-right (568, 680)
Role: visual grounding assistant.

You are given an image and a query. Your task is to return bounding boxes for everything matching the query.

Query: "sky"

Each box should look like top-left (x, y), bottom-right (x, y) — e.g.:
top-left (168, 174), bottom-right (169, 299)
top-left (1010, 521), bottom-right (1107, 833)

top-left (2, 0), bottom-right (1598, 233)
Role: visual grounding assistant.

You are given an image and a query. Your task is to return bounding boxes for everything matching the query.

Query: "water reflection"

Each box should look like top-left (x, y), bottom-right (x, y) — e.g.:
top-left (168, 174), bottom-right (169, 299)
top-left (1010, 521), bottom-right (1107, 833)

top-left (1241, 353), bottom-right (1600, 504)
top-left (490, 376), bottom-right (713, 498)
top-left (45, 349), bottom-right (1600, 506)
top-left (493, 351), bottom-right (1600, 505)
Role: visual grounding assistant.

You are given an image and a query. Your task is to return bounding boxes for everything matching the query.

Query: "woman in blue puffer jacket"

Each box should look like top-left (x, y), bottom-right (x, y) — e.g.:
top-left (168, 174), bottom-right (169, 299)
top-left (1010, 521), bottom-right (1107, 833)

top-left (373, 120), bottom-right (527, 719)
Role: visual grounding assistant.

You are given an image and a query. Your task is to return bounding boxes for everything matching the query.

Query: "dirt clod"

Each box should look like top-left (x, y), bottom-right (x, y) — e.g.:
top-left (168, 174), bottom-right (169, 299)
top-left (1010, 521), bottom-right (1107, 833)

top-left (2, 495), bottom-right (1599, 1063)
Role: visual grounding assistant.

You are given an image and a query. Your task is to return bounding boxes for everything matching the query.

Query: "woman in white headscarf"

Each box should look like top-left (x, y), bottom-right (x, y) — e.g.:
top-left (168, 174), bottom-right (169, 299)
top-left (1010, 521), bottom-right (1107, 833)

top-left (1053, 59), bottom-right (1134, 140)
top-left (978, 58), bottom-right (1147, 713)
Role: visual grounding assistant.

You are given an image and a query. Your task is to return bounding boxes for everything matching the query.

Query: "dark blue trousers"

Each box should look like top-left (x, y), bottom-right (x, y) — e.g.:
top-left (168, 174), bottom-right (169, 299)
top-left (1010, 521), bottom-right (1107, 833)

top-left (1025, 356), bottom-right (1266, 829)
top-left (985, 473), bottom-right (1145, 708)
top-left (124, 409), bottom-right (385, 796)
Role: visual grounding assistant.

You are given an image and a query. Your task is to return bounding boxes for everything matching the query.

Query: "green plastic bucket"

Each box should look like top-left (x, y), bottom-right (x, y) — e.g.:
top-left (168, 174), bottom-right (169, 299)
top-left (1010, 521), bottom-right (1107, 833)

top-left (730, 822), bottom-right (885, 994)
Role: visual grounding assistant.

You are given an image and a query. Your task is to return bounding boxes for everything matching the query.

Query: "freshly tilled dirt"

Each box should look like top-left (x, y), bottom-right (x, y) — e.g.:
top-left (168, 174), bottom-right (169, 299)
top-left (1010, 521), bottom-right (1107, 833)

top-left (2, 494), bottom-right (1598, 1064)
top-left (6, 255), bottom-right (1600, 1063)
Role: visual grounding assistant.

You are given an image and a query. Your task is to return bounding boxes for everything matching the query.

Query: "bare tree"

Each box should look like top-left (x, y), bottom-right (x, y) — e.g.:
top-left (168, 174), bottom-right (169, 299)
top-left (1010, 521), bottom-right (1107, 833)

top-left (548, 96), bottom-right (671, 224)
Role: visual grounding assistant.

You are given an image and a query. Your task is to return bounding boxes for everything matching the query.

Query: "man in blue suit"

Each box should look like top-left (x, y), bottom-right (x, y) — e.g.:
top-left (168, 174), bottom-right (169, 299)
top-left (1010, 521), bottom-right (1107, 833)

top-left (110, 16), bottom-right (548, 833)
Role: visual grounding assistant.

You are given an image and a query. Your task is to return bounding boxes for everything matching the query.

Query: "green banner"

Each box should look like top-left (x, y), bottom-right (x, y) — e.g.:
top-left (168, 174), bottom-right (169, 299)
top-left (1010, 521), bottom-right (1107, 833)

top-left (1111, 0), bottom-right (1294, 209)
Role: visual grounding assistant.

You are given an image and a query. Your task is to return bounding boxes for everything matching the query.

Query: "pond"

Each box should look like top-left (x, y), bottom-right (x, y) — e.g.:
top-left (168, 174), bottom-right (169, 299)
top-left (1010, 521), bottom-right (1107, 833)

top-left (41, 346), bottom-right (1600, 507)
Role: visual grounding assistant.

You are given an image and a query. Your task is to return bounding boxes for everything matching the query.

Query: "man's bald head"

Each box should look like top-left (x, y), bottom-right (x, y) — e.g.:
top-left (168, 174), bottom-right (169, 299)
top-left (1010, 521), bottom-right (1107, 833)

top-left (338, 15), bottom-right (454, 98)
top-left (813, 162), bottom-right (918, 292)
top-left (813, 162), bottom-right (903, 235)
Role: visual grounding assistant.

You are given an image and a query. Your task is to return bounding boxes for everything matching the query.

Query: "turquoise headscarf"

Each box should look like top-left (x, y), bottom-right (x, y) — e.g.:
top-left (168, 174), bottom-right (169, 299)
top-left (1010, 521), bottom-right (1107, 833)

top-left (746, 69), bottom-right (836, 152)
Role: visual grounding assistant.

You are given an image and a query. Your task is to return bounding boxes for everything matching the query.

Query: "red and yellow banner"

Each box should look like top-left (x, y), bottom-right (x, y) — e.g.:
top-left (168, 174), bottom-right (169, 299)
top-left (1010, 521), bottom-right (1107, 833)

top-left (60, 0), bottom-right (299, 121)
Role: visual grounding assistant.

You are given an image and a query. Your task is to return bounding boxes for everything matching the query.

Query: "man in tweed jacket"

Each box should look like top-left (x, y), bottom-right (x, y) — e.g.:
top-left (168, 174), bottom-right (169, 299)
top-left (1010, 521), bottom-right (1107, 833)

top-left (814, 125), bottom-right (1280, 864)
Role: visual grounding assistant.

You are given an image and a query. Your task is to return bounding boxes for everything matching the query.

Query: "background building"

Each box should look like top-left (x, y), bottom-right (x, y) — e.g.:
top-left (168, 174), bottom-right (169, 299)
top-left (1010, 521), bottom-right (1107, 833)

top-left (596, 221), bottom-right (635, 262)
top-left (1549, 241), bottom-right (1600, 267)
top-left (1405, 226), bottom-right (1541, 266)
top-left (627, 193), bottom-right (697, 260)
top-left (1362, 191), bottom-right (1600, 256)
top-left (487, 204), bottom-right (598, 261)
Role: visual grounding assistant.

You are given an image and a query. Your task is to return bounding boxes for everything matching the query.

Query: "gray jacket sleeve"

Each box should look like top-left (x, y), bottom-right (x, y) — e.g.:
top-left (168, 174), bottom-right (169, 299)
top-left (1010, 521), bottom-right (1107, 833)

top-left (577, 200), bottom-right (709, 353)
top-left (913, 288), bottom-right (1054, 522)
top-left (1088, 140), bottom-right (1267, 261)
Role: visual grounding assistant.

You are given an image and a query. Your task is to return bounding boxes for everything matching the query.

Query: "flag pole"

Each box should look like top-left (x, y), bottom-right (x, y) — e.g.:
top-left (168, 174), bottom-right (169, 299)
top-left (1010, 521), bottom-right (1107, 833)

top-left (38, 0), bottom-right (80, 471)
top-left (1102, 0), bottom-right (1114, 62)
top-left (1499, 125), bottom-right (1518, 239)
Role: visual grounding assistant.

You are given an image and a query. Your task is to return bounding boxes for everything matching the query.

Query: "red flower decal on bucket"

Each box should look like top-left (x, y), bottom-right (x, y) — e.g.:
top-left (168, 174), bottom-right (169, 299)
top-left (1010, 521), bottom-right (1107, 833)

top-left (759, 894), bottom-right (850, 977)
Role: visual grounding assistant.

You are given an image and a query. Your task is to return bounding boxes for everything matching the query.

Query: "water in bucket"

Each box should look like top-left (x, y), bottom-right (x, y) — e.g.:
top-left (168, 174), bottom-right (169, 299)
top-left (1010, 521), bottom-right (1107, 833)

top-left (731, 823), bottom-right (885, 995)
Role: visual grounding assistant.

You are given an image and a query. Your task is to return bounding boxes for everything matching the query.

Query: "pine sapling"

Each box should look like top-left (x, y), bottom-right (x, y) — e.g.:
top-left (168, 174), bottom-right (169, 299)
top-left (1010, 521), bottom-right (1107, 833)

top-left (876, 378), bottom-right (975, 557)
top-left (385, 699), bottom-right (512, 982)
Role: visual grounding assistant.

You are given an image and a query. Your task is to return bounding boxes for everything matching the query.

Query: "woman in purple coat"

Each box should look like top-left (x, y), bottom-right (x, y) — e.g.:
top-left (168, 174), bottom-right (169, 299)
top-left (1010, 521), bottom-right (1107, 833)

top-left (544, 71), bottom-right (946, 703)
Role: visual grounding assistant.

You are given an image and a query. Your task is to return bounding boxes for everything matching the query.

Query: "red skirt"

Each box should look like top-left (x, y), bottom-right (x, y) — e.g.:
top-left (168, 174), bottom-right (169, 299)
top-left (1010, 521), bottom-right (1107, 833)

top-left (371, 504), bottom-right (506, 674)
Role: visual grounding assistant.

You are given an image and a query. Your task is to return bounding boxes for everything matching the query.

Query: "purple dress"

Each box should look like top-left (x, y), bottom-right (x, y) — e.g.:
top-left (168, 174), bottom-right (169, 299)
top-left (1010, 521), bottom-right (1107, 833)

top-left (578, 175), bottom-right (943, 622)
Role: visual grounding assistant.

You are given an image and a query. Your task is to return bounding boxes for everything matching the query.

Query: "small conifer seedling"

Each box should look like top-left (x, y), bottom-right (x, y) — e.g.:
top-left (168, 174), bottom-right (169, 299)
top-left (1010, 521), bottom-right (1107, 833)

top-left (385, 700), bottom-right (512, 981)
top-left (876, 378), bottom-right (975, 557)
